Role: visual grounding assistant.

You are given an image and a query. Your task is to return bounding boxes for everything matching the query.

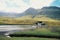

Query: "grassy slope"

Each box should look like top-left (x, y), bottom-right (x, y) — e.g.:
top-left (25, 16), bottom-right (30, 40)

top-left (0, 37), bottom-right (59, 40)
top-left (0, 15), bottom-right (60, 25)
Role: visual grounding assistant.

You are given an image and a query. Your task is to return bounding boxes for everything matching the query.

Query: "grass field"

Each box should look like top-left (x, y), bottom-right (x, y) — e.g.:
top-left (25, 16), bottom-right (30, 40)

top-left (0, 37), bottom-right (59, 40)
top-left (0, 16), bottom-right (60, 40)
top-left (0, 16), bottom-right (60, 25)
top-left (14, 28), bottom-right (60, 37)
top-left (1, 37), bottom-right (60, 40)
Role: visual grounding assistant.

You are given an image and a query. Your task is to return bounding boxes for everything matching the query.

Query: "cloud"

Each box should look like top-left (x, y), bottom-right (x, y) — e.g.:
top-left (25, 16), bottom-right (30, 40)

top-left (23, 0), bottom-right (30, 4)
top-left (0, 0), bottom-right (29, 13)
top-left (0, 0), bottom-right (54, 13)
top-left (29, 0), bottom-right (54, 9)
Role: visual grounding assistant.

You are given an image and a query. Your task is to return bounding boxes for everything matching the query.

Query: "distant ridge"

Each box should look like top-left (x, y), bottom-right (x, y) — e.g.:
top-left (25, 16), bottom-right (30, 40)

top-left (0, 6), bottom-right (60, 20)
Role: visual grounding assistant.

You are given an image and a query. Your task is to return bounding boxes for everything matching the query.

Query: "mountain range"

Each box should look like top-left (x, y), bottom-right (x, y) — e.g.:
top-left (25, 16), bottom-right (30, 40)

top-left (38, 6), bottom-right (60, 20)
top-left (0, 6), bottom-right (60, 20)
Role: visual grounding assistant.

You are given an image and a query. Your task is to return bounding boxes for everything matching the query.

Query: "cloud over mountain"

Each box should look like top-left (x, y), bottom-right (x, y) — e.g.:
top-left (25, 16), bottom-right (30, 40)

top-left (0, 0), bottom-right (54, 13)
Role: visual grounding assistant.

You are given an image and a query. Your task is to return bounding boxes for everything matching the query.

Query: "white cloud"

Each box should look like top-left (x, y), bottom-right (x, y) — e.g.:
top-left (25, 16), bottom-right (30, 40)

top-left (29, 0), bottom-right (54, 9)
top-left (0, 0), bottom-right (54, 13)
top-left (0, 0), bottom-right (29, 13)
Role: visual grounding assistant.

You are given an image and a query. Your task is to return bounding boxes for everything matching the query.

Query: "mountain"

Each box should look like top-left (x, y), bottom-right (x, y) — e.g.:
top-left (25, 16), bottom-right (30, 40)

top-left (18, 8), bottom-right (38, 17)
top-left (0, 12), bottom-right (19, 17)
top-left (24, 8), bottom-right (38, 15)
top-left (0, 8), bottom-right (38, 17)
top-left (19, 6), bottom-right (60, 20)
top-left (38, 6), bottom-right (60, 20)
top-left (0, 6), bottom-right (60, 20)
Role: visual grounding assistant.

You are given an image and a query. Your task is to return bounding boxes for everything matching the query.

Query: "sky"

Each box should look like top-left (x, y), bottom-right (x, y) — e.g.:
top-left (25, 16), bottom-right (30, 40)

top-left (0, 0), bottom-right (60, 13)
top-left (51, 0), bottom-right (60, 7)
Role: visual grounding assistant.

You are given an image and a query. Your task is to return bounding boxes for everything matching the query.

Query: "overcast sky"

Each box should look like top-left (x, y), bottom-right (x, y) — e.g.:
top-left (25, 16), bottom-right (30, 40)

top-left (0, 0), bottom-right (59, 13)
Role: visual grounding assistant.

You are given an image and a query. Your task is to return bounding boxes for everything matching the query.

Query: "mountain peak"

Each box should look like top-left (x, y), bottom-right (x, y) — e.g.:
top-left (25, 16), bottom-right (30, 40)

top-left (24, 7), bottom-right (38, 15)
top-left (26, 7), bottom-right (36, 11)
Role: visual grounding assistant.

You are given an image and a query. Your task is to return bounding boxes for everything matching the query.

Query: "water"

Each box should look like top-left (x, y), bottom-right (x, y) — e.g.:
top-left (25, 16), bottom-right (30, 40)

top-left (0, 25), bottom-right (32, 35)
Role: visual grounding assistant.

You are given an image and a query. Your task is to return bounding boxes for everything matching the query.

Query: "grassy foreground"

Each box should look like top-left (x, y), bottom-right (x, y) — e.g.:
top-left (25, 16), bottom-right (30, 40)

top-left (0, 29), bottom-right (60, 40)
top-left (14, 28), bottom-right (60, 36)
top-left (0, 37), bottom-right (59, 40)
